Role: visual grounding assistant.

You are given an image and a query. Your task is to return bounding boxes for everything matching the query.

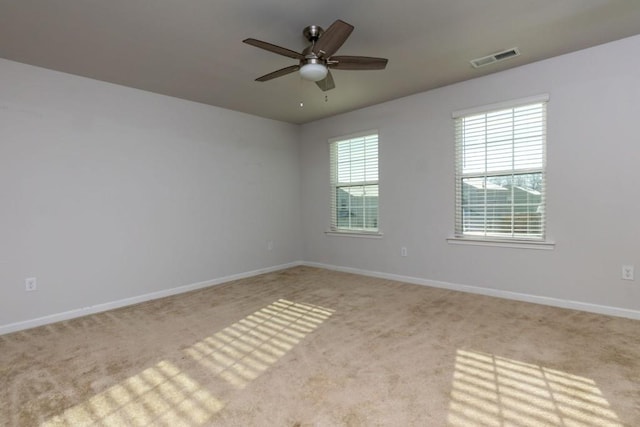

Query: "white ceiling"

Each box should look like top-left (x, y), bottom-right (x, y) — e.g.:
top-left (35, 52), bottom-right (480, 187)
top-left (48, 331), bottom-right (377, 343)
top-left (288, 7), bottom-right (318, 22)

top-left (1, 1), bottom-right (639, 124)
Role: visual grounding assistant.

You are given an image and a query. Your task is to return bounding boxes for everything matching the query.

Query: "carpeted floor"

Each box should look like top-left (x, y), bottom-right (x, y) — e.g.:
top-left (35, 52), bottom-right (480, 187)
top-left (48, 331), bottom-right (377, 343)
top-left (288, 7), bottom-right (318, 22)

top-left (1, 266), bottom-right (639, 426)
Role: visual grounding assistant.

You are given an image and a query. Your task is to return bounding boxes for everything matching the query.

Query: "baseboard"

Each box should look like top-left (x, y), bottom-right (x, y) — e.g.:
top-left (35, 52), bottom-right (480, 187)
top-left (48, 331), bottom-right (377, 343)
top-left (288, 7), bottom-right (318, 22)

top-left (5, 260), bottom-right (638, 336)
top-left (0, 261), bottom-right (303, 336)
top-left (302, 261), bottom-right (640, 321)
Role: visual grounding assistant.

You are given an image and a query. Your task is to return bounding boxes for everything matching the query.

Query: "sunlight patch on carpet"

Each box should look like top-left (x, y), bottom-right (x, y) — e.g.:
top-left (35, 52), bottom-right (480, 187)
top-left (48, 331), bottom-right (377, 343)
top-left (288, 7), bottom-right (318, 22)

top-left (44, 299), bottom-right (333, 425)
top-left (447, 349), bottom-right (622, 427)
top-left (186, 299), bottom-right (334, 389)
top-left (44, 360), bottom-right (224, 426)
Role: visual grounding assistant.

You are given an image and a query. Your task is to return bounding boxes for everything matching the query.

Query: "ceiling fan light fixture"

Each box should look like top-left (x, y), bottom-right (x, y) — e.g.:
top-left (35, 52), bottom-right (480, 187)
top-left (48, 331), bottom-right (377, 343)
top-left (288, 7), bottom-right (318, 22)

top-left (299, 63), bottom-right (328, 81)
top-left (243, 19), bottom-right (387, 91)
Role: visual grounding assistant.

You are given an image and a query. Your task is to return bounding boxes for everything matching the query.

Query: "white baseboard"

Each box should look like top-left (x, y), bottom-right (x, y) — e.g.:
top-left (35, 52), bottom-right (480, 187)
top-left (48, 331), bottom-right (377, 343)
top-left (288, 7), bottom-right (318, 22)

top-left (302, 261), bottom-right (640, 321)
top-left (4, 260), bottom-right (639, 336)
top-left (0, 261), bottom-right (303, 336)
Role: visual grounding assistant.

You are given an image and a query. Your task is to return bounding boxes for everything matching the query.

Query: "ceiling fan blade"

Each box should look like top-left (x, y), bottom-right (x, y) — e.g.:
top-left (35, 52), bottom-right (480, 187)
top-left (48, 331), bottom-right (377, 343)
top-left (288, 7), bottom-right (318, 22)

top-left (329, 56), bottom-right (388, 70)
top-left (315, 70), bottom-right (335, 92)
top-left (243, 38), bottom-right (305, 60)
top-left (255, 65), bottom-right (300, 82)
top-left (312, 20), bottom-right (354, 58)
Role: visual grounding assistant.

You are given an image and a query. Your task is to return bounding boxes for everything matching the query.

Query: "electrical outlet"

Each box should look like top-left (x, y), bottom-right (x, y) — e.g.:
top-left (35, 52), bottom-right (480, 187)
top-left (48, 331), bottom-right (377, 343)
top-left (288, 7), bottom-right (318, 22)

top-left (401, 247), bottom-right (408, 257)
top-left (622, 265), bottom-right (634, 281)
top-left (25, 277), bottom-right (37, 291)
top-left (267, 240), bottom-right (274, 251)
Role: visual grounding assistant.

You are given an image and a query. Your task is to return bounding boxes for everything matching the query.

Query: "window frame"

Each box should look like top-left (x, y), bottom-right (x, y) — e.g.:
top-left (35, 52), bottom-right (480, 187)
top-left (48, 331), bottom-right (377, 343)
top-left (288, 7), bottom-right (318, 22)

top-left (327, 130), bottom-right (381, 236)
top-left (451, 95), bottom-right (552, 247)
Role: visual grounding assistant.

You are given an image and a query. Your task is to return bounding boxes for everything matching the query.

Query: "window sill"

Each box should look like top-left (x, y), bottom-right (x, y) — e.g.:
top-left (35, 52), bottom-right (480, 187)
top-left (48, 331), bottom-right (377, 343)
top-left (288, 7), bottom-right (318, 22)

top-left (446, 236), bottom-right (555, 250)
top-left (325, 230), bottom-right (383, 239)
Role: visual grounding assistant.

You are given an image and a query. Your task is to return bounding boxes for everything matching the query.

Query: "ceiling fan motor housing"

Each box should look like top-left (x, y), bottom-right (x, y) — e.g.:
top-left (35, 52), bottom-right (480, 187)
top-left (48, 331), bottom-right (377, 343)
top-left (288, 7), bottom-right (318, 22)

top-left (303, 25), bottom-right (324, 42)
top-left (243, 19), bottom-right (388, 91)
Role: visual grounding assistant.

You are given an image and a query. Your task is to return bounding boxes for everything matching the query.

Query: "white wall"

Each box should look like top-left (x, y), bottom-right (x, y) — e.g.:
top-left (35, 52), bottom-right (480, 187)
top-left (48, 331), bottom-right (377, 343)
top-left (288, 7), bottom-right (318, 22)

top-left (0, 59), bottom-right (301, 327)
top-left (300, 35), bottom-right (640, 314)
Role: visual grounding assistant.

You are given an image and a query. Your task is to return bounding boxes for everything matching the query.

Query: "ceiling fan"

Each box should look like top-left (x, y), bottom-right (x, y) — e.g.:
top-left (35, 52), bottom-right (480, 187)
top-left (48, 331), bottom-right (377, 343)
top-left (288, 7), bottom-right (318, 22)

top-left (243, 19), bottom-right (388, 91)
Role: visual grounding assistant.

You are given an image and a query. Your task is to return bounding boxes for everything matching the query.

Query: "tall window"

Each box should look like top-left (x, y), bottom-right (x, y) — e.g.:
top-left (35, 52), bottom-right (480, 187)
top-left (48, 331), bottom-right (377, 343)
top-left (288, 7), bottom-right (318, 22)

top-left (454, 96), bottom-right (547, 240)
top-left (330, 132), bottom-right (379, 233)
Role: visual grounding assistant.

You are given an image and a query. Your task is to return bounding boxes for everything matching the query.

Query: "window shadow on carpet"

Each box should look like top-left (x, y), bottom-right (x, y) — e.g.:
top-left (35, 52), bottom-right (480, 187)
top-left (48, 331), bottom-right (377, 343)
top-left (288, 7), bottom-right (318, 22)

top-left (448, 349), bottom-right (622, 426)
top-left (44, 299), bottom-right (334, 425)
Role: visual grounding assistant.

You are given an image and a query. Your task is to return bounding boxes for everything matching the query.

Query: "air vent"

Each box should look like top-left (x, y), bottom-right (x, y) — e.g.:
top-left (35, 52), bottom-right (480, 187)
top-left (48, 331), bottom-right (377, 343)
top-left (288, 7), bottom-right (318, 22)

top-left (470, 48), bottom-right (520, 68)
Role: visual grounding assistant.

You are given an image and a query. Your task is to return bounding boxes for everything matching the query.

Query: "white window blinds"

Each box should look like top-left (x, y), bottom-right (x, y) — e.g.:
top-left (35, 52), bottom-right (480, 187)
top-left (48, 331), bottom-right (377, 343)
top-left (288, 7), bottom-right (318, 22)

top-left (330, 132), bottom-right (379, 232)
top-left (454, 96), bottom-right (547, 240)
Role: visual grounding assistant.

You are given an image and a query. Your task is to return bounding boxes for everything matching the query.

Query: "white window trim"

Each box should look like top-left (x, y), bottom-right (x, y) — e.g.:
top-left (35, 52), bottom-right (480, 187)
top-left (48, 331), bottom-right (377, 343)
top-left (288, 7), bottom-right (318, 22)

top-left (452, 94), bottom-right (552, 246)
top-left (452, 94), bottom-right (550, 119)
top-left (325, 230), bottom-right (384, 238)
top-left (446, 236), bottom-right (555, 250)
top-left (329, 130), bottom-right (380, 235)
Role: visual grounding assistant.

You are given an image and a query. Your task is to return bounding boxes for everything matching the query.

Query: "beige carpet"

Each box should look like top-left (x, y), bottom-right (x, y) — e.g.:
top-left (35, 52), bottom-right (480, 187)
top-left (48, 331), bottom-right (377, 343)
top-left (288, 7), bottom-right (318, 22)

top-left (1, 266), bottom-right (639, 426)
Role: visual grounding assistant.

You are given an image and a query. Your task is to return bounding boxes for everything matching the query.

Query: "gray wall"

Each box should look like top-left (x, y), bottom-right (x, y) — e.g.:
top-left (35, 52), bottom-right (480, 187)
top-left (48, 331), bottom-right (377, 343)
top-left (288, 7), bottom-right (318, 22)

top-left (3, 34), bottom-right (640, 330)
top-left (300, 34), bottom-right (640, 313)
top-left (0, 59), bottom-right (301, 327)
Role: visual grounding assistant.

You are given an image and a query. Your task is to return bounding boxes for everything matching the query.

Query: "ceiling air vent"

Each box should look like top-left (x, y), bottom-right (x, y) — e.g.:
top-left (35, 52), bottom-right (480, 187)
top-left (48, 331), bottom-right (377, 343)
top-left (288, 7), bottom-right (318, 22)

top-left (470, 48), bottom-right (520, 68)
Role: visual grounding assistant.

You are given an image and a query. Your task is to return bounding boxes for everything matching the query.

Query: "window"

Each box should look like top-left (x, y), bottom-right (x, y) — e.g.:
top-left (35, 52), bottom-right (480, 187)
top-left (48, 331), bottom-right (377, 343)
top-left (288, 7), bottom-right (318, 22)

top-left (329, 132), bottom-right (379, 233)
top-left (454, 96), bottom-right (548, 240)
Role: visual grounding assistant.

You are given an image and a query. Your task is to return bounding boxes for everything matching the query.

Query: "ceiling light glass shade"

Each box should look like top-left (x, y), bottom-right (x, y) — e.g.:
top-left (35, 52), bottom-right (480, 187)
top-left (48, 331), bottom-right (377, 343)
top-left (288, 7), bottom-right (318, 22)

top-left (299, 63), bottom-right (328, 81)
